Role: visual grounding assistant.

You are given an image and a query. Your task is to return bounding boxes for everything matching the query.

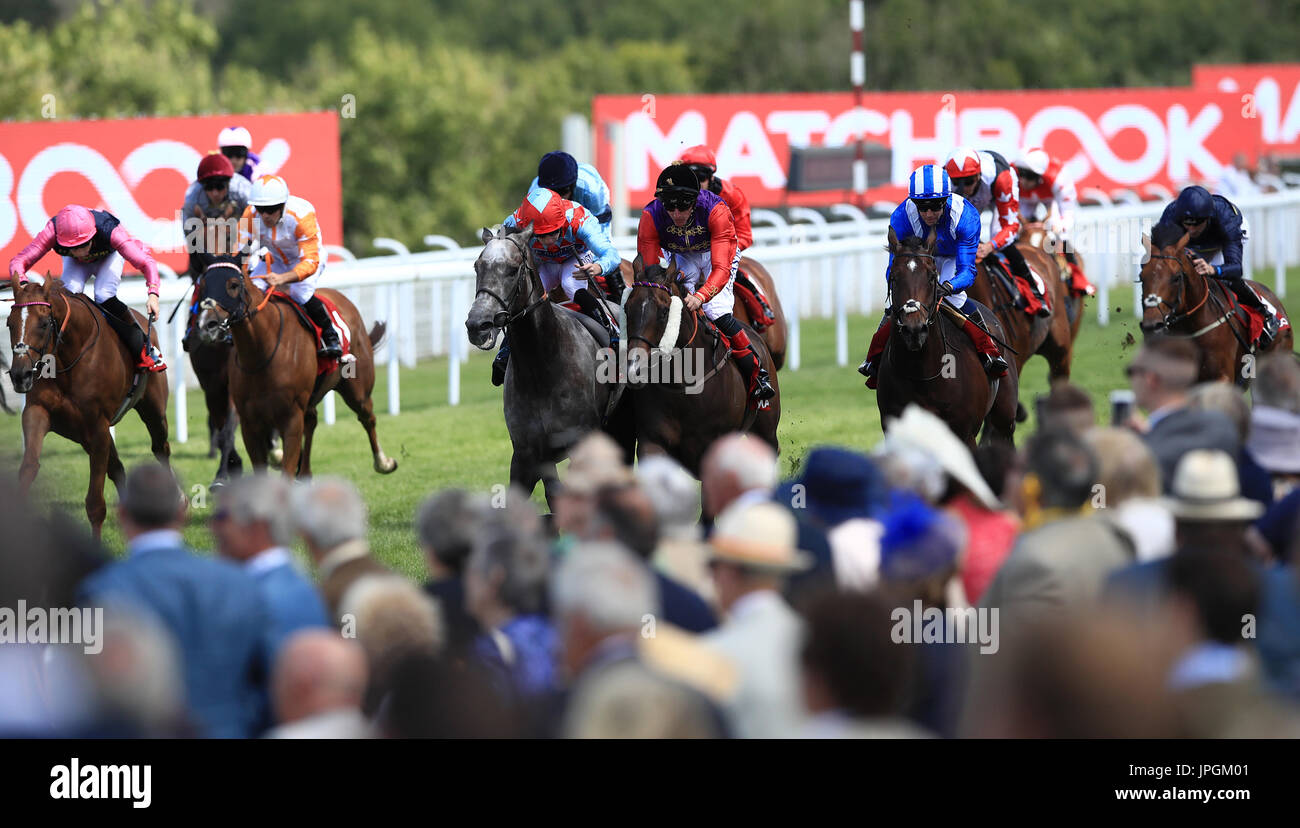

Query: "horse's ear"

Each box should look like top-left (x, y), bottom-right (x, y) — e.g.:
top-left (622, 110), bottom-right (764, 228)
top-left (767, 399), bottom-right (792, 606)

top-left (514, 221), bottom-right (535, 242)
top-left (924, 226), bottom-right (938, 254)
top-left (665, 258), bottom-right (679, 283)
top-left (1174, 230), bottom-right (1191, 254)
top-left (480, 227), bottom-right (493, 246)
top-left (887, 225), bottom-right (899, 253)
top-left (632, 253), bottom-right (644, 275)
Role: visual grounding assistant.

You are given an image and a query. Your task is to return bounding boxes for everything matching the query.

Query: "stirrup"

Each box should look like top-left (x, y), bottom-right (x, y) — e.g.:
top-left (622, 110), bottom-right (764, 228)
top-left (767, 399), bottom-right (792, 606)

top-left (981, 353), bottom-right (1009, 378)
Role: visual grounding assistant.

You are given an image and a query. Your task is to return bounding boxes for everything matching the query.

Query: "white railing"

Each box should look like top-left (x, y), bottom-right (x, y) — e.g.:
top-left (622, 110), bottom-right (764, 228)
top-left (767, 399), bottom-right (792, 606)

top-left (8, 189), bottom-right (1298, 442)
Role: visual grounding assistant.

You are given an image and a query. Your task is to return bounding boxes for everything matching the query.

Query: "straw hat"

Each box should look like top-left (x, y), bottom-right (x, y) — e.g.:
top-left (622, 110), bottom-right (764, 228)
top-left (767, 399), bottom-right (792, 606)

top-left (707, 501), bottom-right (812, 573)
top-left (1161, 449), bottom-right (1265, 521)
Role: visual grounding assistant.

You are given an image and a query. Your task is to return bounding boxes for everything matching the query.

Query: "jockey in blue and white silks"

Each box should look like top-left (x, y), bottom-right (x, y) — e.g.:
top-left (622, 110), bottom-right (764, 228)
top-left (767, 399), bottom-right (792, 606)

top-left (530, 151), bottom-right (614, 242)
top-left (858, 164), bottom-right (1010, 388)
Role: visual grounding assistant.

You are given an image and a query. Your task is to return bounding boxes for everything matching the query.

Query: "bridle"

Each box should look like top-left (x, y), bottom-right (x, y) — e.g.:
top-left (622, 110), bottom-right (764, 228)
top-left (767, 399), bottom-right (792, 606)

top-left (625, 279), bottom-right (698, 351)
top-left (1141, 251), bottom-right (1209, 328)
top-left (9, 292), bottom-right (100, 377)
top-left (475, 235), bottom-right (551, 330)
top-left (890, 249), bottom-right (943, 328)
top-left (199, 260), bottom-right (285, 373)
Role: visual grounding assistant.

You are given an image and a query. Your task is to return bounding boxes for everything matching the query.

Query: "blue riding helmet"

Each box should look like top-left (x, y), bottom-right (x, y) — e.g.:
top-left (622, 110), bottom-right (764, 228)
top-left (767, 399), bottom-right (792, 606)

top-left (538, 151), bottom-right (579, 191)
top-left (1172, 185), bottom-right (1214, 222)
top-left (908, 165), bottom-right (951, 201)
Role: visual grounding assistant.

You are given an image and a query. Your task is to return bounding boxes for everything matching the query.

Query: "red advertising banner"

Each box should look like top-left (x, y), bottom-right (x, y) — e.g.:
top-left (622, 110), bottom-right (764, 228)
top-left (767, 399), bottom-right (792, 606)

top-left (593, 68), bottom-right (1287, 208)
top-left (1191, 63), bottom-right (1300, 158)
top-left (0, 112), bottom-right (341, 277)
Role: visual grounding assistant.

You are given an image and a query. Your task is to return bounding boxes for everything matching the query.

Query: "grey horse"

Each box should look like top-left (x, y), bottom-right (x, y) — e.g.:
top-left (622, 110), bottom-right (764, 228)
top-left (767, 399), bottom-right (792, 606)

top-left (466, 223), bottom-right (630, 508)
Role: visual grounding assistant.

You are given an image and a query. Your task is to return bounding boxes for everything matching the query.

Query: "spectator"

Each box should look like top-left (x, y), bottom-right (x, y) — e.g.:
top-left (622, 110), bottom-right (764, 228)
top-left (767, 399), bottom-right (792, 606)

top-left (291, 477), bottom-right (394, 624)
top-left (635, 454), bottom-right (715, 603)
top-left (81, 606), bottom-right (188, 738)
top-left (339, 574), bottom-right (444, 715)
top-left (78, 463), bottom-right (273, 738)
top-left (1217, 152), bottom-right (1260, 198)
top-left (374, 651), bottom-right (515, 738)
top-left (1036, 382), bottom-right (1096, 435)
top-left (213, 474), bottom-right (329, 654)
top-left (1248, 353), bottom-right (1300, 500)
top-left (980, 429), bottom-right (1134, 626)
top-left (702, 501), bottom-right (812, 738)
top-left (1257, 551), bottom-right (1300, 703)
top-left (1126, 335), bottom-right (1239, 492)
top-left (1188, 381), bottom-right (1273, 506)
top-left (265, 630), bottom-right (371, 738)
top-left (416, 489), bottom-right (491, 655)
top-left (1084, 427), bottom-right (1173, 562)
top-left (800, 590), bottom-right (930, 739)
top-left (553, 432), bottom-right (636, 542)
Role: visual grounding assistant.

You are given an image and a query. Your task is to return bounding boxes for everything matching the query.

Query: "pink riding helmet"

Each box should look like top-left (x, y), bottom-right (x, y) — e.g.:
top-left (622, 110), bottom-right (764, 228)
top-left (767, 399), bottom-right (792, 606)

top-left (54, 205), bottom-right (97, 248)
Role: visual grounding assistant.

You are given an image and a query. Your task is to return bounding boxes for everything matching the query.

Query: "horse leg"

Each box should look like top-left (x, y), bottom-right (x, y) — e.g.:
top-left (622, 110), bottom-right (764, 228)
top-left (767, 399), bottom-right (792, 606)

top-left (241, 420), bottom-right (271, 472)
top-left (105, 439), bottom-right (127, 496)
top-left (215, 404), bottom-right (242, 485)
top-left (981, 366), bottom-right (1020, 447)
top-left (83, 424), bottom-right (114, 540)
top-left (510, 450), bottom-right (543, 502)
top-left (299, 405), bottom-right (318, 479)
top-left (1037, 325), bottom-right (1075, 385)
top-left (336, 375), bottom-right (397, 474)
top-left (278, 410), bottom-right (305, 481)
top-left (137, 373), bottom-right (172, 467)
top-left (17, 405), bottom-right (52, 496)
top-left (539, 461), bottom-right (562, 514)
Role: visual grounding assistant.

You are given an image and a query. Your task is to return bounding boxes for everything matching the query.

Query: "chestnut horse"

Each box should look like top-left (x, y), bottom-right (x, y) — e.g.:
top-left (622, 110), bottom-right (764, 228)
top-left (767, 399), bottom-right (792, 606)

top-left (1022, 220), bottom-right (1086, 343)
top-left (1139, 220), bottom-right (1293, 385)
top-left (733, 257), bottom-right (787, 371)
top-left (6, 275), bottom-right (171, 538)
top-left (875, 230), bottom-right (1019, 450)
top-left (621, 259), bottom-right (779, 476)
top-left (196, 256), bottom-right (398, 477)
top-left (965, 241), bottom-right (1075, 386)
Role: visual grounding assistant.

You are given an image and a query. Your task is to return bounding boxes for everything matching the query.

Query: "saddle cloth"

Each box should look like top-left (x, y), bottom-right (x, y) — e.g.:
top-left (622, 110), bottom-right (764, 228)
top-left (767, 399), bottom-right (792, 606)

top-left (735, 270), bottom-right (777, 331)
top-left (991, 253), bottom-right (1050, 315)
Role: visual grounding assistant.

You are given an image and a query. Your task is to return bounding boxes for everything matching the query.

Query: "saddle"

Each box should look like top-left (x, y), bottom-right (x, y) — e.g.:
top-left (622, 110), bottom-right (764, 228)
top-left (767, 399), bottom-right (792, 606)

top-left (268, 293), bottom-right (353, 376)
top-left (555, 302), bottom-right (615, 349)
top-left (88, 300), bottom-right (151, 426)
top-left (1216, 282), bottom-right (1289, 347)
top-left (990, 253), bottom-right (1050, 315)
top-left (734, 270), bottom-right (777, 331)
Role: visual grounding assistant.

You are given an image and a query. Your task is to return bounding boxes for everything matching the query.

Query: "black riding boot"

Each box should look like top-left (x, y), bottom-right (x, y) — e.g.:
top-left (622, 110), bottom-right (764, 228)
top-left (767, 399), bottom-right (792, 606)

top-left (491, 332), bottom-right (511, 387)
top-left (1231, 279), bottom-right (1280, 346)
top-left (1003, 244), bottom-right (1050, 317)
top-left (603, 266), bottom-right (627, 298)
top-left (573, 288), bottom-right (619, 348)
top-left (304, 295), bottom-right (344, 358)
top-left (99, 296), bottom-right (163, 371)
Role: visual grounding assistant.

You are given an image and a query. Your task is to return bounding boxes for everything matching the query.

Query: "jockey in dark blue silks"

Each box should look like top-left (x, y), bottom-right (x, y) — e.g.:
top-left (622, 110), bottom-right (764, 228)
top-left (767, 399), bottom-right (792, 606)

top-left (1159, 185), bottom-right (1281, 347)
top-left (858, 165), bottom-right (1011, 389)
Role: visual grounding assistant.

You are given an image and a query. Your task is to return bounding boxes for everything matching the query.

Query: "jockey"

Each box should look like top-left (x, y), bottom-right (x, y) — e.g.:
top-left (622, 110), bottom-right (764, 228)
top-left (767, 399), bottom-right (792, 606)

top-left (678, 145), bottom-right (754, 251)
top-left (637, 163), bottom-right (775, 402)
top-left (531, 151), bottom-right (616, 246)
top-left (182, 152), bottom-right (251, 275)
top-left (239, 174), bottom-right (343, 359)
top-left (1159, 185), bottom-right (1281, 347)
top-left (492, 187), bottom-right (623, 386)
top-left (8, 205), bottom-right (166, 372)
top-left (218, 126), bottom-right (260, 183)
top-left (944, 146), bottom-right (1050, 318)
top-left (1013, 147), bottom-right (1096, 297)
top-left (857, 165), bottom-right (1010, 389)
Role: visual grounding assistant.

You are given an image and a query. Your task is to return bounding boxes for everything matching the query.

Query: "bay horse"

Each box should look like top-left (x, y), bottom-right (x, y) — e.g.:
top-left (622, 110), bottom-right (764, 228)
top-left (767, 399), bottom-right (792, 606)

top-left (195, 256), bottom-right (397, 478)
top-left (186, 249), bottom-right (242, 487)
top-left (6, 275), bottom-right (171, 538)
top-left (465, 224), bottom-right (631, 507)
top-left (1139, 220), bottom-right (1294, 385)
top-left (965, 241), bottom-right (1075, 386)
top-left (733, 257), bottom-right (787, 371)
top-left (621, 259), bottom-right (780, 476)
top-left (875, 229), bottom-right (1019, 450)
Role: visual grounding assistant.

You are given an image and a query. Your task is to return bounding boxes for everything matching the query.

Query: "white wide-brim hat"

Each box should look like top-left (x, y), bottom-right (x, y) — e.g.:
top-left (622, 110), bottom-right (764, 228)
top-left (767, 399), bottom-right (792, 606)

top-left (1160, 449), bottom-right (1265, 521)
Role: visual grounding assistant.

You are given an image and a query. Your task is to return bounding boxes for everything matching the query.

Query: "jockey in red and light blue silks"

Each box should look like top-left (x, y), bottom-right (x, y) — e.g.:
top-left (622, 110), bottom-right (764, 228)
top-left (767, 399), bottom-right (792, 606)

top-left (1013, 147), bottom-right (1096, 298)
top-left (490, 187), bottom-right (623, 387)
top-left (9, 205), bottom-right (166, 372)
top-left (636, 162), bottom-right (774, 402)
top-left (858, 164), bottom-right (1010, 389)
top-left (945, 146), bottom-right (1051, 318)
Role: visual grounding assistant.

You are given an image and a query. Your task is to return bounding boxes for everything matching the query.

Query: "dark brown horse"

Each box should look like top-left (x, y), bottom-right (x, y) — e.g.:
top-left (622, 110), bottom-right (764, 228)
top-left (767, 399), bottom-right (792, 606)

top-left (185, 229), bottom-right (244, 485)
top-left (1022, 220), bottom-right (1086, 343)
top-left (1139, 220), bottom-right (1294, 385)
top-left (6, 275), bottom-right (171, 538)
top-left (196, 257), bottom-right (398, 478)
top-left (875, 230), bottom-right (1019, 450)
top-left (966, 241), bottom-right (1076, 385)
top-left (733, 257), bottom-right (787, 371)
top-left (621, 259), bottom-right (779, 476)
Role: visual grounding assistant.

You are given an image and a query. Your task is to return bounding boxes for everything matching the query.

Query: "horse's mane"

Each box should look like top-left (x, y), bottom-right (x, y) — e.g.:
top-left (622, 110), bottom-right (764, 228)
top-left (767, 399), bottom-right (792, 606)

top-left (1150, 220), bottom-right (1187, 251)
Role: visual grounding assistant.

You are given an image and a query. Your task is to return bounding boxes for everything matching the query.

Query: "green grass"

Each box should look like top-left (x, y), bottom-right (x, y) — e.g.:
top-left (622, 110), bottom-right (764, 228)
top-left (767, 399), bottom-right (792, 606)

top-left (5, 266), bottom-right (1297, 575)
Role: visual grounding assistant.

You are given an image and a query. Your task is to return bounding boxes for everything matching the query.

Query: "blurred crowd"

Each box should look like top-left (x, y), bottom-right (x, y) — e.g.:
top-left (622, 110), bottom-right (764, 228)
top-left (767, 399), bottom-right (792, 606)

top-left (2, 336), bottom-right (1299, 738)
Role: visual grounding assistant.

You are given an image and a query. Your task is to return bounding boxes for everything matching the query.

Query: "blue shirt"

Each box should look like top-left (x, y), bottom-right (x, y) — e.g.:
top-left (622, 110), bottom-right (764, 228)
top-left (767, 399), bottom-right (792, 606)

top-left (243, 547), bottom-right (330, 655)
top-left (503, 200), bottom-right (622, 277)
top-left (474, 614), bottom-right (561, 701)
top-left (529, 162), bottom-right (613, 232)
top-left (887, 194), bottom-right (981, 292)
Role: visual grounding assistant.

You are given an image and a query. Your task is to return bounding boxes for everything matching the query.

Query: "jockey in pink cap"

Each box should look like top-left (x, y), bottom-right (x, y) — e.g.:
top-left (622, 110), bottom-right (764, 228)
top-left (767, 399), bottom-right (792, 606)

top-left (9, 205), bottom-right (166, 372)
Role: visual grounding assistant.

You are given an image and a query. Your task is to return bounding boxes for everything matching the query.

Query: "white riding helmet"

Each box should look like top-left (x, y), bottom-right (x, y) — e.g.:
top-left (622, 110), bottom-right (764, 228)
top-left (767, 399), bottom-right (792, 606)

top-left (218, 126), bottom-right (253, 149)
top-left (249, 174), bottom-right (289, 207)
top-left (1015, 147), bottom-right (1050, 177)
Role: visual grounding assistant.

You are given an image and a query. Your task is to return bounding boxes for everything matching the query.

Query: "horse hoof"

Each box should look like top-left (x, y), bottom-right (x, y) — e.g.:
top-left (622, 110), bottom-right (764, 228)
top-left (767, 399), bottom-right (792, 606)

top-left (269, 447), bottom-right (284, 466)
top-left (374, 455), bottom-right (398, 474)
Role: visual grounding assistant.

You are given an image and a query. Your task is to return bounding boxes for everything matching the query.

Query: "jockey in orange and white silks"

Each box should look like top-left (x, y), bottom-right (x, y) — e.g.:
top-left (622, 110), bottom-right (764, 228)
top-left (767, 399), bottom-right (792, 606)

top-left (1013, 147), bottom-right (1096, 297)
top-left (9, 204), bottom-right (166, 372)
top-left (238, 174), bottom-right (342, 359)
top-left (636, 162), bottom-right (774, 401)
top-left (945, 146), bottom-right (1050, 318)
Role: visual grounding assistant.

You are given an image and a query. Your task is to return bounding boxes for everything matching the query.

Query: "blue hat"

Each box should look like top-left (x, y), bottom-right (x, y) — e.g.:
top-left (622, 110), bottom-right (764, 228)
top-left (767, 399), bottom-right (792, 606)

top-left (538, 151), bottom-right (578, 191)
top-left (773, 446), bottom-right (888, 528)
top-left (909, 164), bottom-right (951, 201)
top-left (1173, 185), bottom-right (1214, 221)
top-left (878, 491), bottom-right (962, 581)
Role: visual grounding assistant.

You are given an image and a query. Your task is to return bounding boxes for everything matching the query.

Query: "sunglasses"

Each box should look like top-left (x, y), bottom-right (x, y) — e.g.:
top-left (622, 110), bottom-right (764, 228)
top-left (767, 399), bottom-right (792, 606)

top-left (951, 176), bottom-right (979, 190)
top-left (1181, 217), bottom-right (1209, 227)
top-left (203, 178), bottom-right (231, 191)
top-left (912, 198), bottom-right (946, 213)
top-left (220, 148), bottom-right (248, 159)
top-left (663, 197), bottom-right (695, 212)
top-left (255, 204), bottom-right (283, 215)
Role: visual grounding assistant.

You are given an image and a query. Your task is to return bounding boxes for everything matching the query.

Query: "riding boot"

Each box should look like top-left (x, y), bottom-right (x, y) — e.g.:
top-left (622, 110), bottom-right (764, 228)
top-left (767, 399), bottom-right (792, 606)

top-left (1004, 244), bottom-right (1051, 317)
top-left (99, 296), bottom-right (166, 372)
top-left (716, 315), bottom-right (774, 401)
top-left (1063, 250), bottom-right (1096, 297)
top-left (491, 332), bottom-right (511, 387)
top-left (858, 312), bottom-right (893, 389)
top-left (304, 295), bottom-right (344, 359)
top-left (959, 306), bottom-right (1010, 378)
top-left (1231, 279), bottom-right (1280, 347)
top-left (573, 288), bottom-right (619, 348)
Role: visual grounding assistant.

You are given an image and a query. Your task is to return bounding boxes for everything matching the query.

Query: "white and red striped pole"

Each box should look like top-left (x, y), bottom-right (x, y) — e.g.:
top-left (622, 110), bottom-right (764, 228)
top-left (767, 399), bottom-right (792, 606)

top-left (850, 0), bottom-right (867, 205)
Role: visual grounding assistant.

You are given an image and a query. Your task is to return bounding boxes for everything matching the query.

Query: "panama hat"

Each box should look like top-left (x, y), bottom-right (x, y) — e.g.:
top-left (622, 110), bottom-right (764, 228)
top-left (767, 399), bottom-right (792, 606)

top-left (1161, 449), bottom-right (1265, 521)
top-left (707, 501), bottom-right (813, 573)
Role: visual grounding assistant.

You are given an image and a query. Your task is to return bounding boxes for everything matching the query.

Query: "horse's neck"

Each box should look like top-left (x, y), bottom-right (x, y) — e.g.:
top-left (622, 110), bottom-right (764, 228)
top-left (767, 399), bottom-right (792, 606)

top-left (506, 282), bottom-right (559, 358)
top-left (231, 290), bottom-right (282, 363)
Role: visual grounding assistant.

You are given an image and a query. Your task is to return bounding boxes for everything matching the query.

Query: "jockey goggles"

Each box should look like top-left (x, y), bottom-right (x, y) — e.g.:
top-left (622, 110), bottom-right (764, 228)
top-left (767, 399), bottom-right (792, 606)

top-left (912, 197), bottom-right (946, 213)
top-left (203, 177), bottom-right (231, 191)
top-left (662, 194), bottom-right (696, 212)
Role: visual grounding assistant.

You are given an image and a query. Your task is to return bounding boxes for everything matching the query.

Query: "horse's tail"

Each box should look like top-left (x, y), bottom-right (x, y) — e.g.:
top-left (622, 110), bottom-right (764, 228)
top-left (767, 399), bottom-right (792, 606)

top-left (367, 321), bottom-right (388, 351)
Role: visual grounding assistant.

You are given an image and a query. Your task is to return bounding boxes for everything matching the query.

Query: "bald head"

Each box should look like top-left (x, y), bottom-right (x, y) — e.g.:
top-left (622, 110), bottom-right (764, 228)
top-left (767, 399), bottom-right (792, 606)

top-left (701, 434), bottom-right (777, 518)
top-left (272, 631), bottom-right (369, 725)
